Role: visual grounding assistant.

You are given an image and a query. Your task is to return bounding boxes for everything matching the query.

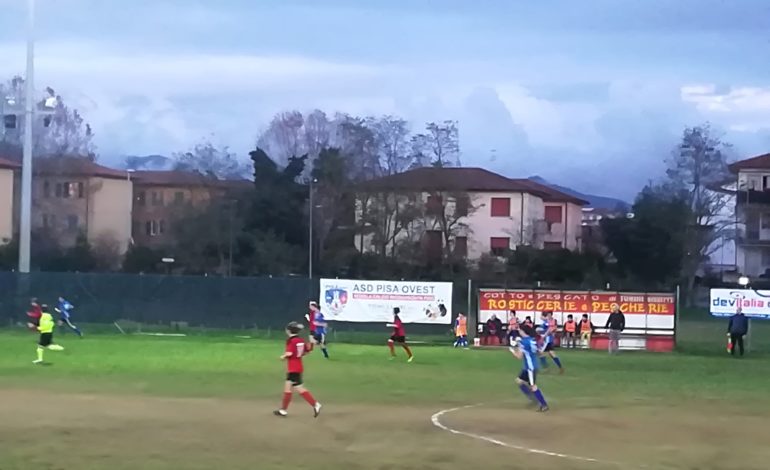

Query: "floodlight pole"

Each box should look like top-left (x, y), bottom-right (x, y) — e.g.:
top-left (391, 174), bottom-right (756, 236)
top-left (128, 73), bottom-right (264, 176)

top-left (18, 0), bottom-right (35, 273)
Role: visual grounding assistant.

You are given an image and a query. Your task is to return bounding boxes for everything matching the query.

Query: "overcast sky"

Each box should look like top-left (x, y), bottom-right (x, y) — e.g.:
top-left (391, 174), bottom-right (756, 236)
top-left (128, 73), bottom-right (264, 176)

top-left (1, 0), bottom-right (769, 199)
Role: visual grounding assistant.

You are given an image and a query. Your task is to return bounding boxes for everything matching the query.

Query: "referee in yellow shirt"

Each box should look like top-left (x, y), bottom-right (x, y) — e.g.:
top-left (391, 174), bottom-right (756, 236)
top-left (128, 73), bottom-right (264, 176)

top-left (30, 305), bottom-right (64, 364)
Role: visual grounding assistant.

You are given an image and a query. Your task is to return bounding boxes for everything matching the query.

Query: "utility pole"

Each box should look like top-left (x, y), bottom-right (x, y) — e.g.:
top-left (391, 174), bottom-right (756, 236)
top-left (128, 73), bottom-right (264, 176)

top-left (308, 178), bottom-right (316, 279)
top-left (18, 0), bottom-right (35, 273)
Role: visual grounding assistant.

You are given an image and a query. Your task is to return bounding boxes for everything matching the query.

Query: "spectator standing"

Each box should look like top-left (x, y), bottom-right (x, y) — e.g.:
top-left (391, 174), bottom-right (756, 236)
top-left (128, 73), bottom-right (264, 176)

top-left (605, 305), bottom-right (625, 354)
top-left (508, 311), bottom-right (520, 343)
top-left (485, 315), bottom-right (500, 345)
top-left (727, 307), bottom-right (749, 357)
top-left (493, 315), bottom-right (505, 345)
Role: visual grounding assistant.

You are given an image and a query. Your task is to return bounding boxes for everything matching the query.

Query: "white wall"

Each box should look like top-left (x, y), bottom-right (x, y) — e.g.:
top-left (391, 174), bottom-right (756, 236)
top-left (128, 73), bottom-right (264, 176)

top-left (0, 169), bottom-right (14, 243)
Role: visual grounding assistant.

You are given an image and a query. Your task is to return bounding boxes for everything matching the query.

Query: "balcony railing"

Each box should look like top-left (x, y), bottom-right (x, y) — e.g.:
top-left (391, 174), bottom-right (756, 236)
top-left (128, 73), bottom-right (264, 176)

top-left (737, 190), bottom-right (770, 205)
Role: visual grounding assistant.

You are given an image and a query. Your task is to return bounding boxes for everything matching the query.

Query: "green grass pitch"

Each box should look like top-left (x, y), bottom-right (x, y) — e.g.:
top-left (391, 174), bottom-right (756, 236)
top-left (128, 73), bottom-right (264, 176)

top-left (1, 329), bottom-right (769, 470)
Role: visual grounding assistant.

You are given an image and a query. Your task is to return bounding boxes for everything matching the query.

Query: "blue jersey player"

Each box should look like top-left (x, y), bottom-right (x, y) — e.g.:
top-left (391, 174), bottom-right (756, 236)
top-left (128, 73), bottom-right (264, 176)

top-left (312, 310), bottom-right (330, 359)
top-left (55, 297), bottom-right (82, 337)
top-left (539, 311), bottom-right (563, 373)
top-left (511, 324), bottom-right (549, 412)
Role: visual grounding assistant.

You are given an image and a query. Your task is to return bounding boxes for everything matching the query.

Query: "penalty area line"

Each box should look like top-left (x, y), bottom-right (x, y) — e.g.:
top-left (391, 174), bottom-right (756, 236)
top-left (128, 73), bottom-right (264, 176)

top-left (430, 404), bottom-right (628, 468)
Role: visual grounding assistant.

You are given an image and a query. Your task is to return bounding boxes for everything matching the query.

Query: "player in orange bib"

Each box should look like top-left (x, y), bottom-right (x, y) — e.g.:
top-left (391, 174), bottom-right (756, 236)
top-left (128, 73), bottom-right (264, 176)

top-left (453, 313), bottom-right (468, 348)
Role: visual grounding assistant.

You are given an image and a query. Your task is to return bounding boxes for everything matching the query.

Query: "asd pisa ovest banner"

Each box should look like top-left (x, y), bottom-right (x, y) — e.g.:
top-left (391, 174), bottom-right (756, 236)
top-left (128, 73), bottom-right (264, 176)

top-left (319, 279), bottom-right (453, 324)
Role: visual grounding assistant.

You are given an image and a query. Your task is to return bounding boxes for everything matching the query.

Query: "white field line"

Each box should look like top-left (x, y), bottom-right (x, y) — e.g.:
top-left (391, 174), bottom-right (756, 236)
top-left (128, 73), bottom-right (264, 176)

top-left (430, 404), bottom-right (631, 468)
top-left (135, 332), bottom-right (187, 337)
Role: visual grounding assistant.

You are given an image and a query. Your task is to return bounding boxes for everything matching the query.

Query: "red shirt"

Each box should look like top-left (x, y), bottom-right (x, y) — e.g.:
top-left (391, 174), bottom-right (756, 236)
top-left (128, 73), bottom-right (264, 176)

top-left (285, 336), bottom-right (309, 373)
top-left (27, 303), bottom-right (42, 319)
top-left (308, 310), bottom-right (316, 332)
top-left (392, 317), bottom-right (406, 337)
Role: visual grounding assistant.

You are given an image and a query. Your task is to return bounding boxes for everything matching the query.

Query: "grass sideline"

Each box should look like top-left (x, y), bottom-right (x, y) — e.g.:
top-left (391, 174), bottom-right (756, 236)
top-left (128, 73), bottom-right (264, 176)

top-left (1, 330), bottom-right (770, 469)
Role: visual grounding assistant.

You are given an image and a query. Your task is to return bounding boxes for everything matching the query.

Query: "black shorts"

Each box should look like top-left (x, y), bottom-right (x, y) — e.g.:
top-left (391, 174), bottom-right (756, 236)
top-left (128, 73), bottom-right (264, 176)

top-left (38, 333), bottom-right (53, 347)
top-left (286, 372), bottom-right (303, 386)
top-left (312, 333), bottom-right (326, 345)
top-left (518, 368), bottom-right (537, 386)
top-left (389, 335), bottom-right (406, 343)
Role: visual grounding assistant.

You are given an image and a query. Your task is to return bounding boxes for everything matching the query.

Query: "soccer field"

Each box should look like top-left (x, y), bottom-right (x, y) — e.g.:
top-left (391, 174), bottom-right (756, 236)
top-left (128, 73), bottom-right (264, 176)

top-left (1, 331), bottom-right (769, 470)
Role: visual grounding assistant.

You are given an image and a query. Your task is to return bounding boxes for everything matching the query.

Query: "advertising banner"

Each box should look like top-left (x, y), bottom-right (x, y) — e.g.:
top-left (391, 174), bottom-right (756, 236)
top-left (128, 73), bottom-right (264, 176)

top-left (319, 278), bottom-right (453, 323)
top-left (478, 289), bottom-right (675, 330)
top-left (710, 288), bottom-right (770, 319)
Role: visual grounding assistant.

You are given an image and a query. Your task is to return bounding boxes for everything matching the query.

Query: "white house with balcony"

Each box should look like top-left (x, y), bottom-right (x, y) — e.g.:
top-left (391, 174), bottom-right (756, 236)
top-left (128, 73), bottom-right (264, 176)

top-left (724, 153), bottom-right (770, 278)
top-left (353, 167), bottom-right (587, 261)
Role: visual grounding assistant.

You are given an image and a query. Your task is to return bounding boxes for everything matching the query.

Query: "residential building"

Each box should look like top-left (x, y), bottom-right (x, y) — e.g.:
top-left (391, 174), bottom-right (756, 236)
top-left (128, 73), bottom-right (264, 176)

top-left (0, 157), bottom-right (20, 244)
top-left (130, 171), bottom-right (248, 248)
top-left (727, 153), bottom-right (770, 278)
top-left (33, 157), bottom-right (133, 254)
top-left (355, 167), bottom-right (587, 260)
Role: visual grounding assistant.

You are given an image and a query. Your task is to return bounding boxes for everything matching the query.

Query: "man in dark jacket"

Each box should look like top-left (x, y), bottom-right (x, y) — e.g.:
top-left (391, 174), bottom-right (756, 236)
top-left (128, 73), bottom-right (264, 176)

top-left (728, 307), bottom-right (749, 357)
top-left (605, 305), bottom-right (625, 354)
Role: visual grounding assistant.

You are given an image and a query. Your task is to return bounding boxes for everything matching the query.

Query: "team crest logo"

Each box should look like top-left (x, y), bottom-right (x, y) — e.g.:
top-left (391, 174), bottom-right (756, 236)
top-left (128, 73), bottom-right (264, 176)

top-left (324, 287), bottom-right (348, 316)
top-left (424, 300), bottom-right (447, 319)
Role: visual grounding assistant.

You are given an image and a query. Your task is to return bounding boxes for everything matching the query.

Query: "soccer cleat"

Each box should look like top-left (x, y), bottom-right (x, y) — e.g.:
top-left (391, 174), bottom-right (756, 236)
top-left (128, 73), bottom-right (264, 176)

top-left (559, 368), bottom-right (565, 375)
top-left (273, 409), bottom-right (288, 417)
top-left (32, 359), bottom-right (43, 365)
top-left (407, 356), bottom-right (414, 363)
top-left (537, 406), bottom-right (550, 413)
top-left (313, 402), bottom-right (322, 418)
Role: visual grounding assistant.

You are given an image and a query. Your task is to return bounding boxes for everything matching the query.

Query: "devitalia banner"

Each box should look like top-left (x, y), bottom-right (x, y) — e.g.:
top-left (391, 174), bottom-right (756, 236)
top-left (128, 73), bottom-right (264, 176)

top-left (710, 288), bottom-right (770, 319)
top-left (319, 278), bottom-right (453, 323)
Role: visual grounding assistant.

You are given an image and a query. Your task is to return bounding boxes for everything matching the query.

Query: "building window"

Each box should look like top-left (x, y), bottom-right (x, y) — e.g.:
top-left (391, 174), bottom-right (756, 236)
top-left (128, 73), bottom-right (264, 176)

top-left (762, 214), bottom-right (770, 230)
top-left (424, 230), bottom-right (443, 260)
top-left (77, 182), bottom-right (85, 198)
top-left (490, 197), bottom-right (510, 217)
top-left (151, 191), bottom-right (164, 206)
top-left (454, 236), bottom-right (468, 258)
top-left (490, 237), bottom-right (510, 256)
top-left (136, 191), bottom-right (146, 206)
top-left (454, 196), bottom-right (470, 217)
top-left (43, 181), bottom-right (50, 198)
top-left (764, 176), bottom-right (770, 191)
top-left (42, 214), bottom-right (56, 228)
top-left (145, 220), bottom-right (165, 236)
top-left (544, 241), bottom-right (563, 250)
top-left (427, 194), bottom-right (443, 215)
top-left (545, 206), bottom-right (563, 224)
top-left (67, 215), bottom-right (79, 230)
top-left (174, 191), bottom-right (185, 203)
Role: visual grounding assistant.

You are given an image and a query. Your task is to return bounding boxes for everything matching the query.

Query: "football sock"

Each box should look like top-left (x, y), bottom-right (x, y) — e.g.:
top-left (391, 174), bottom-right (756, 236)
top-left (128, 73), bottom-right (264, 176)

top-left (36, 347), bottom-right (44, 362)
top-left (281, 392), bottom-right (292, 410)
top-left (321, 347), bottom-right (329, 358)
top-left (518, 383), bottom-right (533, 400)
top-left (388, 342), bottom-right (396, 356)
top-left (403, 345), bottom-right (413, 358)
top-left (300, 391), bottom-right (316, 406)
top-left (73, 326), bottom-right (82, 337)
top-left (553, 357), bottom-right (563, 369)
top-left (533, 389), bottom-right (548, 407)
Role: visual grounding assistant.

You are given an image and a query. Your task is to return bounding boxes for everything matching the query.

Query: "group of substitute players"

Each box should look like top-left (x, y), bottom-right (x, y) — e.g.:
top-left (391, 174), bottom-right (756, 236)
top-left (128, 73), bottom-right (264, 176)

top-left (275, 301), bottom-right (563, 418)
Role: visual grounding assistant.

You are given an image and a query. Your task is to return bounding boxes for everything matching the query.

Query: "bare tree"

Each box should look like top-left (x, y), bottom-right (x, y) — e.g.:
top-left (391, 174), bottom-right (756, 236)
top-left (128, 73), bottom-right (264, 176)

top-left (366, 116), bottom-right (414, 175)
top-left (411, 120), bottom-right (460, 168)
top-left (357, 191), bottom-right (421, 257)
top-left (172, 140), bottom-right (248, 179)
top-left (666, 123), bottom-right (733, 304)
top-left (419, 191), bottom-right (480, 260)
top-left (1, 76), bottom-right (96, 159)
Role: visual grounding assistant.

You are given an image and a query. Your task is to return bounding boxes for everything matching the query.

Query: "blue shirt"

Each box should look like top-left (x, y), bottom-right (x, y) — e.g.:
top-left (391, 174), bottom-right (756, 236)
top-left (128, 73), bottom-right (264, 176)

top-left (57, 299), bottom-right (74, 320)
top-left (541, 319), bottom-right (554, 344)
top-left (314, 312), bottom-right (327, 335)
top-left (520, 337), bottom-right (539, 372)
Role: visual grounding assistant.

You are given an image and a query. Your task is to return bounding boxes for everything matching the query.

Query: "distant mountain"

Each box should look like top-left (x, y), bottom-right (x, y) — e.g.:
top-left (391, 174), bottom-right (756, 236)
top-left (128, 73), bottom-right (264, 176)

top-left (529, 175), bottom-right (630, 210)
top-left (123, 154), bottom-right (173, 171)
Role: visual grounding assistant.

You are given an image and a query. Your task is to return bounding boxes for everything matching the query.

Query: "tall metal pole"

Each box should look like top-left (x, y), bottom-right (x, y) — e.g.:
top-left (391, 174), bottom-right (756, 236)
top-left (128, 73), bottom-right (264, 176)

top-left (308, 179), bottom-right (314, 279)
top-left (228, 200), bottom-right (234, 277)
top-left (18, 0), bottom-right (35, 273)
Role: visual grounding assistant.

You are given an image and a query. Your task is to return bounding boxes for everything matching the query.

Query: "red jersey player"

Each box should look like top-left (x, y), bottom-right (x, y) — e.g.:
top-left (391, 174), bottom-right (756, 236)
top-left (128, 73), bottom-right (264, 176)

top-left (274, 321), bottom-right (322, 418)
top-left (387, 307), bottom-right (413, 362)
top-left (26, 298), bottom-right (42, 331)
top-left (306, 301), bottom-right (318, 338)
